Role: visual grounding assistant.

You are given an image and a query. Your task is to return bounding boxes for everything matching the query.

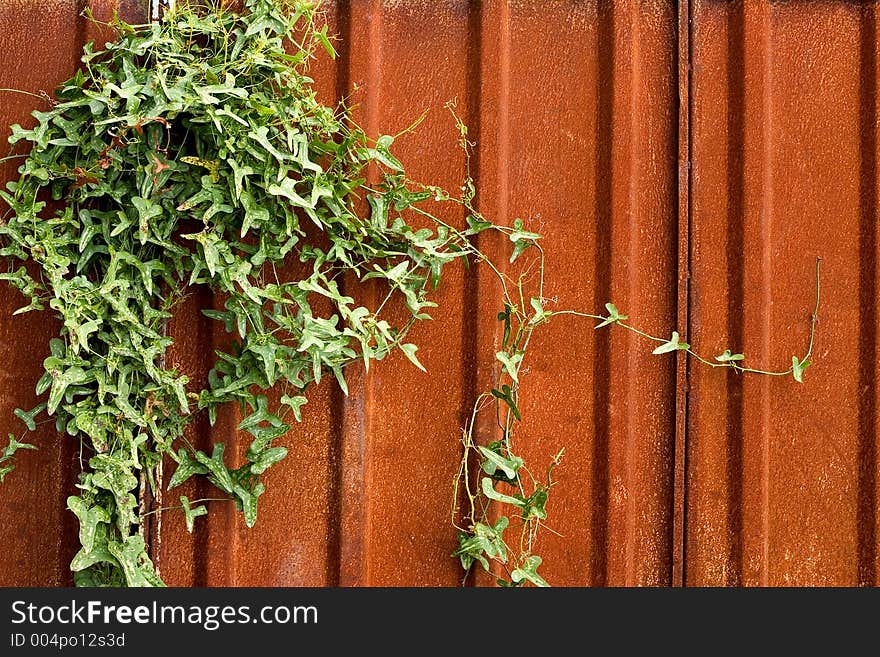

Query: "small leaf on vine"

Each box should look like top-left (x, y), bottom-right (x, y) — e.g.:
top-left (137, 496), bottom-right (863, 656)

top-left (792, 356), bottom-right (811, 383)
top-left (478, 445), bottom-right (523, 480)
top-left (511, 555), bottom-right (550, 588)
top-left (495, 351), bottom-right (523, 383)
top-left (594, 302), bottom-right (627, 329)
top-left (400, 343), bottom-right (427, 372)
top-left (715, 349), bottom-right (745, 363)
top-left (180, 496), bottom-right (207, 534)
top-left (652, 331), bottom-right (690, 355)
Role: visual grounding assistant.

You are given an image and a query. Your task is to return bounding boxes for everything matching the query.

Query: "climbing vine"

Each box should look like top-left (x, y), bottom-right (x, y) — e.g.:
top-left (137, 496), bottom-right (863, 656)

top-left (0, 0), bottom-right (819, 587)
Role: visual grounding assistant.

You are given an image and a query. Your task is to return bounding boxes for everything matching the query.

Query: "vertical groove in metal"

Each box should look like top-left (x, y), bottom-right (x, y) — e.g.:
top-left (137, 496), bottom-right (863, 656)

top-left (858, 1), bottom-right (878, 588)
top-left (457, 0), bottom-right (482, 589)
top-left (592, 0), bottom-right (614, 587)
top-left (725, 0), bottom-right (746, 586)
top-left (326, 0), bottom-right (352, 591)
top-left (622, 0), bottom-right (641, 586)
top-left (739, 0), bottom-right (773, 587)
top-left (673, 0), bottom-right (692, 589)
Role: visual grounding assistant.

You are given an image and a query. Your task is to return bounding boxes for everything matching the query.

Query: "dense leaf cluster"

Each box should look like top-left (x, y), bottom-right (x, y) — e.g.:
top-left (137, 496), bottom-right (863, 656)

top-left (0, 0), bottom-right (489, 586)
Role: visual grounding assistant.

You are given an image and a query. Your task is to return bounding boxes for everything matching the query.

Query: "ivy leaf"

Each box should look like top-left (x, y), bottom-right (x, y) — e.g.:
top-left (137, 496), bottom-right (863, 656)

top-left (167, 449), bottom-right (209, 489)
top-left (0, 434), bottom-right (37, 482)
top-left (250, 446), bottom-right (288, 475)
top-left (195, 443), bottom-right (234, 494)
top-left (14, 402), bottom-right (46, 431)
top-left (528, 297), bottom-right (551, 325)
top-left (481, 477), bottom-right (524, 507)
top-left (495, 351), bottom-right (523, 383)
top-left (399, 343), bottom-right (426, 372)
top-left (280, 394), bottom-right (308, 422)
top-left (715, 349), bottom-right (745, 363)
top-left (47, 366), bottom-right (90, 414)
top-left (792, 356), bottom-right (811, 383)
top-left (107, 535), bottom-right (160, 587)
top-left (490, 384), bottom-right (521, 421)
top-left (452, 516), bottom-right (509, 571)
top-left (511, 555), bottom-right (550, 588)
top-left (268, 177), bottom-right (313, 208)
top-left (652, 331), bottom-right (690, 355)
top-left (180, 496), bottom-right (207, 534)
top-left (478, 445), bottom-right (523, 480)
top-left (367, 135), bottom-right (403, 171)
top-left (508, 219), bottom-right (541, 263)
top-left (67, 496), bottom-right (110, 554)
top-left (594, 302), bottom-right (628, 329)
top-left (233, 482), bottom-right (265, 528)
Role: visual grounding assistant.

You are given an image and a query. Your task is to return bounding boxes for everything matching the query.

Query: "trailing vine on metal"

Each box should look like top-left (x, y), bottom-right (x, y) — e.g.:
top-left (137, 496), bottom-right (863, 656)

top-left (0, 0), bottom-right (819, 587)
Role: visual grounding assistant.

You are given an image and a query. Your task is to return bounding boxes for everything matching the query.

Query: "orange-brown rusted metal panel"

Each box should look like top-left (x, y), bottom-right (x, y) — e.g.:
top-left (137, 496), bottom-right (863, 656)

top-left (482, 0), bottom-right (679, 586)
top-left (0, 0), bottom-right (680, 587)
top-left (156, 0), bottom-right (681, 588)
top-left (688, 0), bottom-right (871, 586)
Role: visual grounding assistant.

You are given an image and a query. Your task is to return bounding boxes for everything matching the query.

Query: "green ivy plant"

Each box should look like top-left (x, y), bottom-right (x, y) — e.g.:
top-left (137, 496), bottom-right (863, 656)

top-left (0, 0), bottom-right (820, 587)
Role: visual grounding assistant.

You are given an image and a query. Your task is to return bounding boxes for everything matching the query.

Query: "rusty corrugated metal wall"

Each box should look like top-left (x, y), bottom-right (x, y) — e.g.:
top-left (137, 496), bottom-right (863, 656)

top-left (0, 0), bottom-right (871, 587)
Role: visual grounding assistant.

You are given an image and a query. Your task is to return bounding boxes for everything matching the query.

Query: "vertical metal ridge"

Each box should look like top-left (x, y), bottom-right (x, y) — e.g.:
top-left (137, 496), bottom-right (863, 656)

top-left (858, 1), bottom-right (878, 588)
top-left (336, 0), bottom-right (382, 586)
top-left (622, 0), bottom-right (641, 586)
top-left (740, 0), bottom-right (773, 587)
top-left (591, 0), bottom-right (614, 587)
top-left (358, 0), bottom-right (382, 588)
top-left (673, 0), bottom-right (692, 589)
top-left (496, 0), bottom-right (510, 233)
top-left (469, 0), bottom-right (512, 588)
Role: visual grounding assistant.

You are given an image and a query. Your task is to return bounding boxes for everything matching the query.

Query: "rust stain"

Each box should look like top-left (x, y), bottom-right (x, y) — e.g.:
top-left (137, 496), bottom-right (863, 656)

top-left (3, 0), bottom-right (871, 588)
top-left (689, 0), bottom-right (870, 586)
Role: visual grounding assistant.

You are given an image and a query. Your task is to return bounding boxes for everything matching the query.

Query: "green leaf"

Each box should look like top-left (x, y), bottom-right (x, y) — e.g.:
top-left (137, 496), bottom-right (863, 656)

top-left (594, 302), bottom-right (628, 329)
top-left (233, 482), bottom-right (265, 528)
top-left (250, 446), bottom-right (288, 475)
top-left (495, 351), bottom-right (522, 383)
top-left (14, 402), bottom-right (46, 431)
top-left (715, 349), bottom-right (745, 363)
top-left (652, 331), bottom-right (689, 355)
top-left (47, 366), bottom-right (90, 414)
top-left (792, 356), bottom-right (811, 383)
top-left (0, 433), bottom-right (37, 482)
top-left (280, 395), bottom-right (308, 422)
top-left (481, 477), bottom-right (523, 507)
top-left (400, 343), bottom-right (426, 372)
top-left (478, 445), bottom-right (523, 480)
top-left (490, 384), bottom-right (521, 421)
top-left (180, 496), bottom-right (207, 534)
top-left (107, 535), bottom-right (159, 587)
top-left (195, 443), bottom-right (234, 494)
top-left (167, 449), bottom-right (209, 489)
top-left (67, 496), bottom-right (110, 554)
top-left (529, 297), bottom-right (550, 325)
top-left (511, 555), bottom-right (550, 587)
top-left (453, 517), bottom-right (509, 571)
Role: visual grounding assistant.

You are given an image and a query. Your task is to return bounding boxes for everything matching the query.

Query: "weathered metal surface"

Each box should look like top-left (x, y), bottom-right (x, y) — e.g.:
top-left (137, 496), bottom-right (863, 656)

top-left (687, 0), bottom-right (870, 586)
top-left (0, 0), bottom-right (681, 588)
top-left (14, 0), bottom-right (873, 588)
top-left (486, 0), bottom-right (679, 586)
